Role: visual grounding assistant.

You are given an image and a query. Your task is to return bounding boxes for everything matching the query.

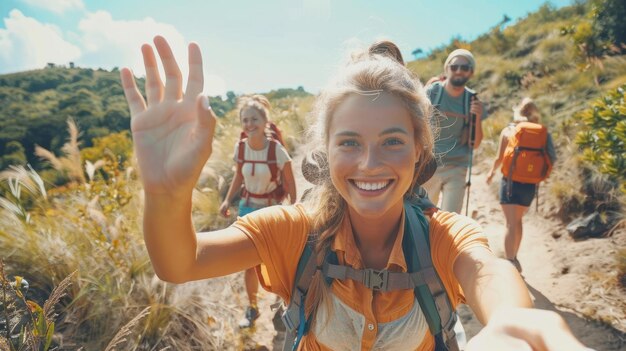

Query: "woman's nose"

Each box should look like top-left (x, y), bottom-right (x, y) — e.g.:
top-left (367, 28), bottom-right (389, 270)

top-left (359, 144), bottom-right (383, 171)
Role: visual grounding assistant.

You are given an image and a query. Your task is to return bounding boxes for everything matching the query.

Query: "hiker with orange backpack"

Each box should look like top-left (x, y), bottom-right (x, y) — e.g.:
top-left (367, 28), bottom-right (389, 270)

top-left (120, 36), bottom-right (591, 350)
top-left (486, 97), bottom-right (556, 273)
top-left (218, 94), bottom-right (297, 328)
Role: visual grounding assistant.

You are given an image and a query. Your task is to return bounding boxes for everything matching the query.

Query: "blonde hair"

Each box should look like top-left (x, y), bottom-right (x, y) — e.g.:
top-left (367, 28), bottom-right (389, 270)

top-left (513, 97), bottom-right (541, 124)
top-left (237, 94), bottom-right (271, 121)
top-left (301, 40), bottom-right (434, 323)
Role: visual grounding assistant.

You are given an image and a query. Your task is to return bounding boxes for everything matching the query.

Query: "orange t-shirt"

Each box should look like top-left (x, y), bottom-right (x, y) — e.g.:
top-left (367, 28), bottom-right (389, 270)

top-left (233, 204), bottom-right (489, 351)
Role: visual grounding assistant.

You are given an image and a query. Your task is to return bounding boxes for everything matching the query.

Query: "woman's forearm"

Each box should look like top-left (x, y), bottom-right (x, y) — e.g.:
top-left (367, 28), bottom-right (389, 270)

top-left (456, 249), bottom-right (533, 324)
top-left (143, 192), bottom-right (197, 283)
top-left (224, 172), bottom-right (244, 204)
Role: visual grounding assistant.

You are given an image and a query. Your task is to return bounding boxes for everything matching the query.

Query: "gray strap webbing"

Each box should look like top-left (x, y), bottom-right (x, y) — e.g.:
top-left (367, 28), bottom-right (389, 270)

top-left (405, 204), bottom-right (458, 350)
top-left (282, 244), bottom-right (318, 351)
top-left (322, 261), bottom-right (435, 292)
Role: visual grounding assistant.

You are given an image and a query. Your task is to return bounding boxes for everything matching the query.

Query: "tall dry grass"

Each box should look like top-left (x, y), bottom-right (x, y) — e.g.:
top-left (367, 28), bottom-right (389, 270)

top-left (0, 94), bottom-right (311, 350)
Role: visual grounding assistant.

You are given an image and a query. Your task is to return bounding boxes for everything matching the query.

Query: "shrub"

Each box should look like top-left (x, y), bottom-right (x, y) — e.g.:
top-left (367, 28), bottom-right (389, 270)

top-left (574, 84), bottom-right (626, 193)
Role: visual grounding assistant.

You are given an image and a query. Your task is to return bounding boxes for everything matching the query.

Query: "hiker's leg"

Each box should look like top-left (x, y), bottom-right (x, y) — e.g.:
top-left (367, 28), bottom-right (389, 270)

top-left (440, 165), bottom-right (467, 214)
top-left (512, 205), bottom-right (528, 256)
top-left (244, 268), bottom-right (258, 306)
top-left (501, 204), bottom-right (517, 259)
top-left (422, 171), bottom-right (443, 208)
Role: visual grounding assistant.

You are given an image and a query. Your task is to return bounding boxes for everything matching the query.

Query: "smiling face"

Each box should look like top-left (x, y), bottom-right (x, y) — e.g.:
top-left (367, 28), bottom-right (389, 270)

top-left (240, 107), bottom-right (266, 137)
top-left (328, 93), bottom-right (420, 220)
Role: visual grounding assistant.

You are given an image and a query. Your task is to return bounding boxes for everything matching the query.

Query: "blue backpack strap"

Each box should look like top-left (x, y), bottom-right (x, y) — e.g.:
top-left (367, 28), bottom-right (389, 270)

top-left (282, 234), bottom-right (337, 351)
top-left (429, 81), bottom-right (445, 107)
top-left (281, 235), bottom-right (316, 351)
top-left (403, 200), bottom-right (459, 351)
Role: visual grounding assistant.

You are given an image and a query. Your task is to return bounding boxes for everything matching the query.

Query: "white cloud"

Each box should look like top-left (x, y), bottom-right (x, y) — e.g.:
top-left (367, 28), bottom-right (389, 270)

top-left (77, 10), bottom-right (225, 95)
top-left (21, 0), bottom-right (85, 14)
top-left (0, 9), bottom-right (81, 72)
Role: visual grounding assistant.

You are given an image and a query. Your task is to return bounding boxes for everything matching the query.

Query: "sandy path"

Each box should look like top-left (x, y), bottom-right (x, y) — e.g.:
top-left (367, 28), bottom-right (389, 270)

top-left (238, 156), bottom-right (625, 350)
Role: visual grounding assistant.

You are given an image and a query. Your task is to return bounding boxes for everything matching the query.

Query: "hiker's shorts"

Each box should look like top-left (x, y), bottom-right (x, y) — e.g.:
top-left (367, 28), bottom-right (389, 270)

top-left (499, 178), bottom-right (536, 207)
top-left (237, 199), bottom-right (278, 217)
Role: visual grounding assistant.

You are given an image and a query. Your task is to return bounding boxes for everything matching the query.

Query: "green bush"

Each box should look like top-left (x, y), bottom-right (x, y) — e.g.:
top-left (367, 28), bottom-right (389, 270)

top-left (574, 84), bottom-right (626, 193)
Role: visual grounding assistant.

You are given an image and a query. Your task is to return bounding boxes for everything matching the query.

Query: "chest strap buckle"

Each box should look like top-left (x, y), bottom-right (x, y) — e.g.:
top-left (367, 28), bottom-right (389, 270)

top-left (363, 269), bottom-right (389, 291)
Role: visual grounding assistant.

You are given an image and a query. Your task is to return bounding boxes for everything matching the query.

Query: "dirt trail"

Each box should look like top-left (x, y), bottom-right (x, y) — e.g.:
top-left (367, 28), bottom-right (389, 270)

top-left (238, 157), bottom-right (625, 350)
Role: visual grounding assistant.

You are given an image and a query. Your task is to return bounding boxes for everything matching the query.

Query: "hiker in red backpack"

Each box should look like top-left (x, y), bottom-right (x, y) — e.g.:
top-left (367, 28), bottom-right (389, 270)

top-left (486, 97), bottom-right (556, 272)
top-left (121, 36), bottom-right (591, 351)
top-left (218, 94), bottom-right (297, 328)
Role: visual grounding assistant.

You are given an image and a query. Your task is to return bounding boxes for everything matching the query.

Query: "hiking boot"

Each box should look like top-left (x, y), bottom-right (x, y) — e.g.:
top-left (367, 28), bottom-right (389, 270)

top-left (238, 306), bottom-right (260, 329)
top-left (507, 257), bottom-right (522, 273)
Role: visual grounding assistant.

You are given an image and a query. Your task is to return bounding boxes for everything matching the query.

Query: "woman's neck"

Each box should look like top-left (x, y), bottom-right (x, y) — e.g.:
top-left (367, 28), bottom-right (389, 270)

top-left (348, 200), bottom-right (404, 269)
top-left (247, 133), bottom-right (267, 150)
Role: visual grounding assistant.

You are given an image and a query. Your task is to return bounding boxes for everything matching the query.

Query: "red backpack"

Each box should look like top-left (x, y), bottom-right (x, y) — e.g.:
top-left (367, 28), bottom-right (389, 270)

top-left (236, 135), bottom-right (287, 206)
top-left (501, 122), bottom-right (553, 184)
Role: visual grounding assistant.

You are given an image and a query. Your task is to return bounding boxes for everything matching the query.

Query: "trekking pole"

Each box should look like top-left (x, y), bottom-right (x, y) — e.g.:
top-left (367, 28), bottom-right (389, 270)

top-left (464, 94), bottom-right (477, 216)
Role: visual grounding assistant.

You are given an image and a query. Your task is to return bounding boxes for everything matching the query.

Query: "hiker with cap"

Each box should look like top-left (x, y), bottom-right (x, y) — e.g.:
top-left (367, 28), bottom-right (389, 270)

top-left (422, 49), bottom-right (487, 214)
top-left (486, 97), bottom-right (556, 273)
top-left (120, 36), bottom-right (592, 350)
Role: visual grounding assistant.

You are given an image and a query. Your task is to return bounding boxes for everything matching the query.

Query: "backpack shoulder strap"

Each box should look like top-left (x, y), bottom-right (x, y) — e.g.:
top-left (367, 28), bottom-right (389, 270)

top-left (429, 81), bottom-right (445, 107)
top-left (267, 139), bottom-right (280, 183)
top-left (282, 235), bottom-right (316, 351)
top-left (403, 200), bottom-right (459, 351)
top-left (236, 140), bottom-right (246, 173)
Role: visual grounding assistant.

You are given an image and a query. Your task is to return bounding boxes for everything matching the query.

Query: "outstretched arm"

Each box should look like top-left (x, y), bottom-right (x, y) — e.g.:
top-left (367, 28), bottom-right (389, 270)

top-left (120, 36), bottom-right (260, 283)
top-left (220, 169), bottom-right (244, 217)
top-left (486, 128), bottom-right (509, 185)
top-left (456, 248), bottom-right (590, 350)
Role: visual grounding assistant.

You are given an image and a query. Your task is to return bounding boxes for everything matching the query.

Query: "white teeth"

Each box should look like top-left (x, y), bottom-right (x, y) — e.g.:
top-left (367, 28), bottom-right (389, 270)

top-left (354, 181), bottom-right (389, 191)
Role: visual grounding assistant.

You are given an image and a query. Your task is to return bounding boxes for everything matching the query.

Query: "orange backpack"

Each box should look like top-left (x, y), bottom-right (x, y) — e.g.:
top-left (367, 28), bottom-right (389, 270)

top-left (501, 122), bottom-right (553, 184)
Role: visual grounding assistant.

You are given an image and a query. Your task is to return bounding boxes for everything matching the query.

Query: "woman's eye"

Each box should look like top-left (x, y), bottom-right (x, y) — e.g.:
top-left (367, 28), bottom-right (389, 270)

top-left (339, 140), bottom-right (359, 147)
top-left (384, 137), bottom-right (404, 146)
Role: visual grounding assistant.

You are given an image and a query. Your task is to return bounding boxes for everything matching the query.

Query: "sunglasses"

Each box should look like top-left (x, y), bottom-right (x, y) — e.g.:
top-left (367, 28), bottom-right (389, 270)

top-left (449, 64), bottom-right (471, 72)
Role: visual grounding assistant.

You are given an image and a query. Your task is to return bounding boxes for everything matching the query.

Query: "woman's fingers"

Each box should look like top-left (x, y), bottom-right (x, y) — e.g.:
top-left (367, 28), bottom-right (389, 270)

top-left (154, 35), bottom-right (183, 101)
top-left (141, 44), bottom-right (164, 105)
top-left (120, 68), bottom-right (147, 117)
top-left (185, 42), bottom-right (204, 99)
top-left (196, 94), bottom-right (217, 135)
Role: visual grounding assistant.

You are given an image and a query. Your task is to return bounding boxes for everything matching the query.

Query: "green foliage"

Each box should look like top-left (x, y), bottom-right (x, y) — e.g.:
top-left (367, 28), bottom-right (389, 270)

top-left (263, 86), bottom-right (312, 100)
top-left (208, 90), bottom-right (237, 117)
top-left (574, 84), bottom-right (626, 192)
top-left (0, 263), bottom-right (73, 351)
top-left (0, 67), bottom-right (131, 171)
top-left (0, 141), bottom-right (26, 170)
top-left (81, 130), bottom-right (133, 166)
top-left (591, 0), bottom-right (626, 52)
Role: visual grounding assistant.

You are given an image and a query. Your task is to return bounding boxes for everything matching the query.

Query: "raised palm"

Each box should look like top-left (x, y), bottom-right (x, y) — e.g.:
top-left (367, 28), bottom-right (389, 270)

top-left (120, 36), bottom-right (216, 195)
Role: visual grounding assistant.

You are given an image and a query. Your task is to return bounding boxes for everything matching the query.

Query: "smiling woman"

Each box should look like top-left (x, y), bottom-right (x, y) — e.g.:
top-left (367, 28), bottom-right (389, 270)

top-left (119, 35), bottom-right (591, 350)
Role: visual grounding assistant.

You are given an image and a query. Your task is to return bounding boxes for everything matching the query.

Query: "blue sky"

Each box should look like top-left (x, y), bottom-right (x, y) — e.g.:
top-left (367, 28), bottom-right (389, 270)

top-left (0, 0), bottom-right (572, 96)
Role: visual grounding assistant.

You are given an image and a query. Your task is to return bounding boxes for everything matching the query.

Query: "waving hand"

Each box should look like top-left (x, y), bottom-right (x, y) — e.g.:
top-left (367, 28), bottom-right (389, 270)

top-left (120, 36), bottom-right (216, 196)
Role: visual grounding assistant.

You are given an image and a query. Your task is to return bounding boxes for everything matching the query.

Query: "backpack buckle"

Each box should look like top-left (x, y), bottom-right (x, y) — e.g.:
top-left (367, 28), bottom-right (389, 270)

top-left (363, 269), bottom-right (389, 291)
